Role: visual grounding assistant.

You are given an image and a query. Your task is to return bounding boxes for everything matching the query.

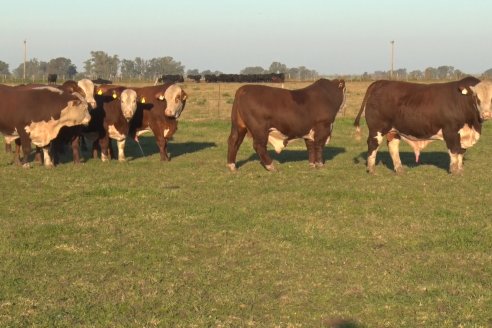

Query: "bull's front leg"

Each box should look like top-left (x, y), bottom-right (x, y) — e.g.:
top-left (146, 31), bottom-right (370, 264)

top-left (42, 145), bottom-right (54, 168)
top-left (444, 130), bottom-right (465, 175)
top-left (19, 133), bottom-right (32, 168)
top-left (155, 135), bottom-right (170, 161)
top-left (367, 131), bottom-right (384, 174)
top-left (99, 135), bottom-right (111, 162)
top-left (252, 135), bottom-right (275, 171)
top-left (70, 136), bottom-right (82, 164)
top-left (116, 139), bottom-right (126, 162)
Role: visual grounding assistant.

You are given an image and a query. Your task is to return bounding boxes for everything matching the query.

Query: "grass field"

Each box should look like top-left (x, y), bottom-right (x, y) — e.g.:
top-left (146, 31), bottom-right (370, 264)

top-left (1, 81), bottom-right (492, 327)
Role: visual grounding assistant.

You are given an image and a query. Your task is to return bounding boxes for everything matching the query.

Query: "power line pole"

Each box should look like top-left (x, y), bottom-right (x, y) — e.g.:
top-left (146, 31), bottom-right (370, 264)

top-left (23, 39), bottom-right (27, 81)
top-left (390, 40), bottom-right (395, 80)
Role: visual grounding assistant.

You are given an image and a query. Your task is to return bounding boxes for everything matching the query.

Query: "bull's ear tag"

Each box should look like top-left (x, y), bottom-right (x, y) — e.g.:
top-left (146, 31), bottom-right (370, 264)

top-left (97, 89), bottom-right (103, 95)
top-left (461, 88), bottom-right (469, 95)
top-left (159, 95), bottom-right (164, 100)
top-left (141, 97), bottom-right (146, 103)
top-left (112, 93), bottom-right (117, 99)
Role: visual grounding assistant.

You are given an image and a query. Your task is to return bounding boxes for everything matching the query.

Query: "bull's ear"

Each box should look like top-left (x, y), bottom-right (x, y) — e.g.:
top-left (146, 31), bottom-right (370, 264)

top-left (338, 80), bottom-right (345, 89)
top-left (181, 90), bottom-right (188, 101)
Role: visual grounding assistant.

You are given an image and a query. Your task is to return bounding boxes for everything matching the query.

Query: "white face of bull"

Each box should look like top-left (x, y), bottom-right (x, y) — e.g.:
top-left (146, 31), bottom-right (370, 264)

top-left (77, 78), bottom-right (97, 108)
top-left (156, 85), bottom-right (187, 118)
top-left (24, 99), bottom-right (90, 147)
top-left (120, 89), bottom-right (137, 121)
top-left (469, 81), bottom-right (492, 120)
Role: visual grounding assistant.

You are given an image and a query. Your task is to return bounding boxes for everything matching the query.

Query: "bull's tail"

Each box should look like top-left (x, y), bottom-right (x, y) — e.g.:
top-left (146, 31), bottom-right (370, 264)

top-left (354, 82), bottom-right (376, 141)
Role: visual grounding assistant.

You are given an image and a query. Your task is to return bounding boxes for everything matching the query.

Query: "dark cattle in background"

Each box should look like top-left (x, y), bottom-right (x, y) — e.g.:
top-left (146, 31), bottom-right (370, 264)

top-left (157, 75), bottom-right (184, 84)
top-left (92, 78), bottom-right (113, 85)
top-left (47, 74), bottom-right (57, 85)
top-left (354, 77), bottom-right (492, 175)
top-left (187, 74), bottom-right (202, 83)
top-left (227, 79), bottom-right (346, 171)
top-left (205, 73), bottom-right (285, 83)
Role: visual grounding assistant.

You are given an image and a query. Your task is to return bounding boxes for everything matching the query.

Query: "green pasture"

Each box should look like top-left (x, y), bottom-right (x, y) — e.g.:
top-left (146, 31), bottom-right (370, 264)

top-left (1, 89), bottom-right (491, 326)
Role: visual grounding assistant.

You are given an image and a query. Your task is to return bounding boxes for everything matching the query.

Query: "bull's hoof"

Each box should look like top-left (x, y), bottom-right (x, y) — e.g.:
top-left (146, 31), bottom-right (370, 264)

top-left (394, 166), bottom-right (405, 175)
top-left (227, 163), bottom-right (237, 172)
top-left (22, 163), bottom-right (32, 169)
top-left (44, 163), bottom-right (54, 169)
top-left (118, 158), bottom-right (127, 162)
top-left (367, 166), bottom-right (376, 175)
top-left (315, 162), bottom-right (324, 168)
top-left (449, 163), bottom-right (463, 175)
top-left (309, 162), bottom-right (316, 168)
top-left (265, 164), bottom-right (277, 172)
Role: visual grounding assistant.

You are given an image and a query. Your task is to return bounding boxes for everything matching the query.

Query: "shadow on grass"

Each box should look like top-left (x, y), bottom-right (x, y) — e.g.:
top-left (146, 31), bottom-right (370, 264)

top-left (353, 150), bottom-right (450, 172)
top-left (237, 146), bottom-right (346, 169)
top-left (124, 136), bottom-right (216, 161)
top-left (322, 318), bottom-right (365, 328)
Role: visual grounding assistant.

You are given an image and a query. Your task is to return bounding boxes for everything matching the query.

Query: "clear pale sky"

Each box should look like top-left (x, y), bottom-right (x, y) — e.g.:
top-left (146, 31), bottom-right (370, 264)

top-left (1, 0), bottom-right (491, 75)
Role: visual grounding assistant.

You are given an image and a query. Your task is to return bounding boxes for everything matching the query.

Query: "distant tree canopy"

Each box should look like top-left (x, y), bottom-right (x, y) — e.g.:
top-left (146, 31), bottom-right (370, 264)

top-left (238, 62), bottom-right (318, 81)
top-left (0, 60), bottom-right (10, 75)
top-left (84, 51), bottom-right (120, 79)
top-left (482, 68), bottom-right (492, 79)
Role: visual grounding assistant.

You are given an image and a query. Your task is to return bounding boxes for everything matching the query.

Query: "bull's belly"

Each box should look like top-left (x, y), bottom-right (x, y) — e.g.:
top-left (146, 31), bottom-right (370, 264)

top-left (268, 127), bottom-right (331, 154)
top-left (391, 124), bottom-right (480, 151)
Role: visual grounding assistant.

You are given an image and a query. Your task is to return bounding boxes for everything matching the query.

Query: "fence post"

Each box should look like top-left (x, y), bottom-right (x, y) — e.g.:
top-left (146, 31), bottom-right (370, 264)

top-left (218, 83), bottom-right (221, 119)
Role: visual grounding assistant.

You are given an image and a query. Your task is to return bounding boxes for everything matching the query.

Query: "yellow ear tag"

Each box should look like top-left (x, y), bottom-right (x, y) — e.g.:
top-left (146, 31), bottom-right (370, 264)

top-left (97, 89), bottom-right (103, 95)
top-left (159, 95), bottom-right (164, 100)
top-left (461, 88), bottom-right (468, 95)
top-left (112, 93), bottom-right (117, 99)
top-left (141, 97), bottom-right (146, 104)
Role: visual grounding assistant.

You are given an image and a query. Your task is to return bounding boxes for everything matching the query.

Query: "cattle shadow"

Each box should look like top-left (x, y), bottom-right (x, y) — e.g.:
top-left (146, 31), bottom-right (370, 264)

top-left (353, 151), bottom-right (450, 171)
top-left (236, 146), bottom-right (346, 169)
top-left (123, 136), bottom-right (216, 161)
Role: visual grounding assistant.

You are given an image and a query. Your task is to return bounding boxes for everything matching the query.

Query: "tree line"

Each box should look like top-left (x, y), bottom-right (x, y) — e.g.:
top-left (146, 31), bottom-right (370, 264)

top-left (1, 51), bottom-right (492, 82)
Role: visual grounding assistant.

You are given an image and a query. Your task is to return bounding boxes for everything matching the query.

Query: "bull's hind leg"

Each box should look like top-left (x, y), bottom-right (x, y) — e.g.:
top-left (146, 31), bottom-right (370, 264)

top-left (367, 131), bottom-right (383, 174)
top-left (227, 125), bottom-right (247, 171)
top-left (387, 133), bottom-right (404, 174)
top-left (305, 139), bottom-right (316, 167)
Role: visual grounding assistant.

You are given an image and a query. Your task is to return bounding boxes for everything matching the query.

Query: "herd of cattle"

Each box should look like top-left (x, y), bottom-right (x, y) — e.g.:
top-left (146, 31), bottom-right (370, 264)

top-left (1, 76), bottom-right (491, 175)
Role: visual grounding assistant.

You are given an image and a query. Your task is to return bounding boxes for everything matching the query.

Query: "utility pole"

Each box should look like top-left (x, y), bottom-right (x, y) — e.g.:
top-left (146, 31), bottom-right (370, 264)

top-left (390, 40), bottom-right (395, 80)
top-left (23, 39), bottom-right (27, 81)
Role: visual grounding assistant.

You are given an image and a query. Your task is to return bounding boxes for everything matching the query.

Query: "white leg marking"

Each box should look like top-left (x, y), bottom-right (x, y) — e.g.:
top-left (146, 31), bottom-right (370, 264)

top-left (43, 147), bottom-right (54, 167)
top-left (388, 138), bottom-right (403, 173)
top-left (117, 139), bottom-right (126, 161)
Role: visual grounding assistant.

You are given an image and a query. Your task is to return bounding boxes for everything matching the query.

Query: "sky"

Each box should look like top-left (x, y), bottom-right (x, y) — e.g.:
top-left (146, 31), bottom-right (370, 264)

top-left (1, 0), bottom-right (491, 75)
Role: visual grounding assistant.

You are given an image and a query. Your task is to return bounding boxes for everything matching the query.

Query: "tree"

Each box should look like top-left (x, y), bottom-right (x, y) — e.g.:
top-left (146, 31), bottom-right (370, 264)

top-left (46, 57), bottom-right (76, 78)
top-left (482, 68), bottom-right (492, 79)
top-left (0, 60), bottom-right (10, 75)
top-left (186, 69), bottom-right (200, 76)
top-left (12, 58), bottom-right (48, 79)
top-left (268, 62), bottom-right (288, 74)
top-left (240, 66), bottom-right (266, 74)
top-left (408, 70), bottom-right (424, 80)
top-left (437, 66), bottom-right (454, 80)
top-left (424, 67), bottom-right (437, 80)
top-left (145, 57), bottom-right (185, 78)
top-left (84, 51), bottom-right (120, 79)
top-left (120, 59), bottom-right (137, 79)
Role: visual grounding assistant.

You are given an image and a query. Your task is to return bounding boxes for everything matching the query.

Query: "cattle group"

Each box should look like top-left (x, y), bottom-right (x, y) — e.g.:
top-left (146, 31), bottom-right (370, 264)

top-left (1, 76), bottom-right (492, 175)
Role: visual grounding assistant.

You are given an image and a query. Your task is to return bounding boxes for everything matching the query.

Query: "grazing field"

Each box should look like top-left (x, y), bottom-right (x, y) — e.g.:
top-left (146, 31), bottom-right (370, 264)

top-left (1, 81), bottom-right (492, 327)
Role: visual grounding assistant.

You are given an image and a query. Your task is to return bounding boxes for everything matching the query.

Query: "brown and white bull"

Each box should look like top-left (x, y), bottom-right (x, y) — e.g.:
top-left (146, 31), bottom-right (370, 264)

top-left (86, 85), bottom-right (138, 161)
top-left (354, 77), bottom-right (492, 174)
top-left (129, 84), bottom-right (187, 161)
top-left (227, 79), bottom-right (346, 171)
top-left (0, 86), bottom-right (90, 167)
